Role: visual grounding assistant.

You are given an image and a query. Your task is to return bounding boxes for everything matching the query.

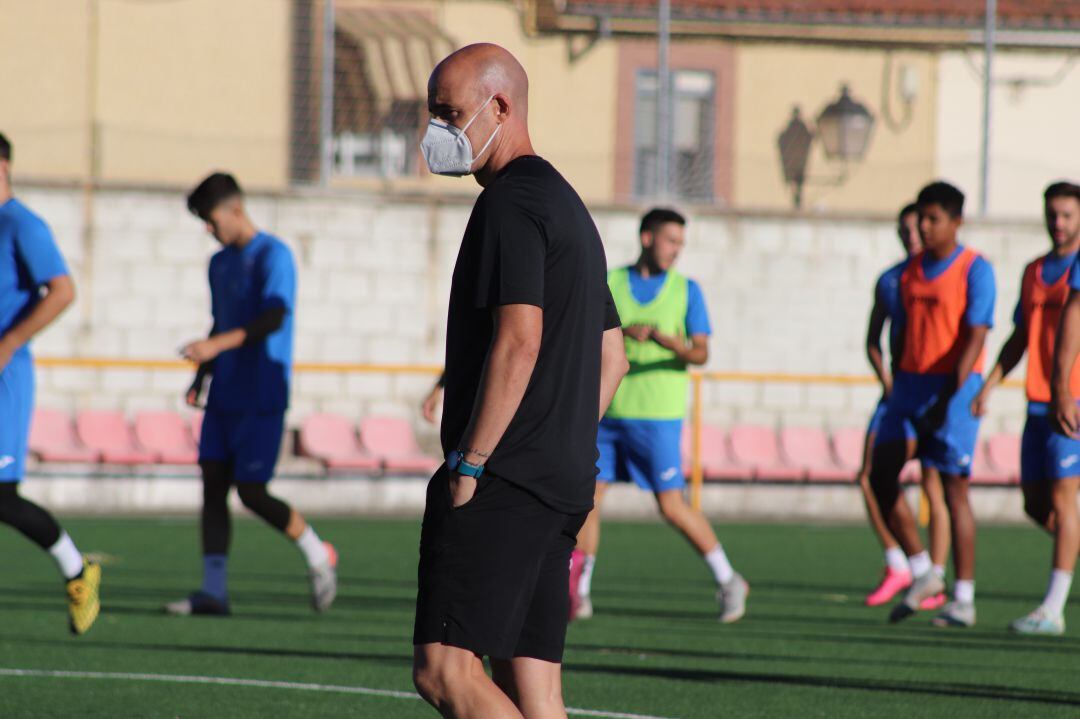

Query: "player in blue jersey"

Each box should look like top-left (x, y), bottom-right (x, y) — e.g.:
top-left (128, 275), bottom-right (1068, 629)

top-left (861, 204), bottom-right (948, 610)
top-left (0, 132), bottom-right (100, 634)
top-left (165, 173), bottom-right (337, 616)
top-left (570, 208), bottom-right (746, 623)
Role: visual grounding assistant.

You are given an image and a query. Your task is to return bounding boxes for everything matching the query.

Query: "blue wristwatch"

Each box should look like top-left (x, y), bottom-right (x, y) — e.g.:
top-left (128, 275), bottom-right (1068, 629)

top-left (447, 450), bottom-right (485, 479)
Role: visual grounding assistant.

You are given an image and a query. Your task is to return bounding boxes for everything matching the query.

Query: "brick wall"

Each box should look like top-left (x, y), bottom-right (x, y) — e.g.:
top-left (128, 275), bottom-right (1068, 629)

top-left (21, 185), bottom-right (1047, 446)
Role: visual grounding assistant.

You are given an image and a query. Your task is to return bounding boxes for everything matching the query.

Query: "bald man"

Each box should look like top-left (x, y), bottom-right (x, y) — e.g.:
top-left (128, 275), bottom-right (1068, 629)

top-left (412, 44), bottom-right (628, 719)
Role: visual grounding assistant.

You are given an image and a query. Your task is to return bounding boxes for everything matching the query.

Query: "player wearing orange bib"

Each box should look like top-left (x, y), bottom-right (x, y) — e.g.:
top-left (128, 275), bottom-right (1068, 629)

top-left (977, 182), bottom-right (1080, 635)
top-left (870, 182), bottom-right (996, 628)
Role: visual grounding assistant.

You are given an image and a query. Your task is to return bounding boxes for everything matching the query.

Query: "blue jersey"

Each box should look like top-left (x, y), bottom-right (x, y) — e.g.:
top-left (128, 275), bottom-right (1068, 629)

top-left (875, 260), bottom-right (906, 360)
top-left (625, 267), bottom-right (712, 336)
top-left (0, 198), bottom-right (69, 362)
top-left (206, 232), bottom-right (296, 414)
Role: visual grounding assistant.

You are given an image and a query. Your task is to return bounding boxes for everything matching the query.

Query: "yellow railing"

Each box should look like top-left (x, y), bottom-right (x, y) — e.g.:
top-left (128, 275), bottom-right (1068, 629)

top-left (37, 357), bottom-right (1022, 512)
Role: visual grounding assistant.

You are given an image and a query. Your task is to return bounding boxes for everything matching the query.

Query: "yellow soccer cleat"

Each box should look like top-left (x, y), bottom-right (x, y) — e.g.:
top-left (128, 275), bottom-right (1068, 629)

top-left (66, 560), bottom-right (101, 636)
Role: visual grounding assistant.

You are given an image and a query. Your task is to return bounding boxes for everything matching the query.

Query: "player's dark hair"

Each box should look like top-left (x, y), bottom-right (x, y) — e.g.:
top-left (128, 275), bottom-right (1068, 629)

top-left (186, 172), bottom-right (242, 220)
top-left (0, 133), bottom-right (11, 162)
top-left (639, 207), bottom-right (686, 237)
top-left (1044, 181), bottom-right (1080, 204)
top-left (916, 182), bottom-right (964, 219)
top-left (897, 202), bottom-right (918, 223)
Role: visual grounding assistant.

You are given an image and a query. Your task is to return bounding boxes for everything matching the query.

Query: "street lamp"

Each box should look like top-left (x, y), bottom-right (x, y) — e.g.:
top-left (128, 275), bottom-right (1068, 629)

top-left (777, 84), bottom-right (876, 208)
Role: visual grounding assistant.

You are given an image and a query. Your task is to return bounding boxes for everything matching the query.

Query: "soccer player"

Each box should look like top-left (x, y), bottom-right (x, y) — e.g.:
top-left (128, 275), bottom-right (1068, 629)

top-left (0, 132), bottom-right (101, 635)
top-left (871, 181), bottom-right (995, 628)
top-left (861, 204), bottom-right (948, 610)
top-left (412, 44), bottom-right (628, 718)
top-left (569, 208), bottom-right (748, 624)
top-left (977, 181), bottom-right (1080, 635)
top-left (166, 172), bottom-right (337, 616)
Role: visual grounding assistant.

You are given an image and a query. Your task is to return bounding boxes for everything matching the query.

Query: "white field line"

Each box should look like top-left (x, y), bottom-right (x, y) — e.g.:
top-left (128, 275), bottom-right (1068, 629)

top-left (0, 668), bottom-right (680, 719)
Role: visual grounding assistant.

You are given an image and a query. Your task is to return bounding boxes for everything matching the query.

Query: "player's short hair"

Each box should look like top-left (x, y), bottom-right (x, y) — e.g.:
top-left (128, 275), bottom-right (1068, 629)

top-left (0, 133), bottom-right (11, 162)
top-left (639, 207), bottom-right (686, 237)
top-left (897, 202), bottom-right (918, 223)
top-left (916, 182), bottom-right (964, 219)
top-left (187, 172), bottom-right (243, 220)
top-left (1044, 181), bottom-right (1080, 204)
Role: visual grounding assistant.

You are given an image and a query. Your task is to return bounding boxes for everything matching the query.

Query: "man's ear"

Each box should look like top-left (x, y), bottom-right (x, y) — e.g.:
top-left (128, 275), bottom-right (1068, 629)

top-left (640, 232), bottom-right (653, 249)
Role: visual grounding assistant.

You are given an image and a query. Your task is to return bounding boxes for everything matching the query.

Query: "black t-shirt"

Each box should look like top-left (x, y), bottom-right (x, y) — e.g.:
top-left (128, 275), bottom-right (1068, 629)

top-left (441, 156), bottom-right (620, 514)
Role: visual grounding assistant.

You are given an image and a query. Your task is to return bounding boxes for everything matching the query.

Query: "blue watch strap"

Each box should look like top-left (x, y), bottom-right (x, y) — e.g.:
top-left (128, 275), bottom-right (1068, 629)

top-left (448, 450), bottom-right (484, 479)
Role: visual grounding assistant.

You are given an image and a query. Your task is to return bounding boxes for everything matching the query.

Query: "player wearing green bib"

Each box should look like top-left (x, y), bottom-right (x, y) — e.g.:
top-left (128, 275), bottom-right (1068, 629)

top-left (569, 208), bottom-right (748, 623)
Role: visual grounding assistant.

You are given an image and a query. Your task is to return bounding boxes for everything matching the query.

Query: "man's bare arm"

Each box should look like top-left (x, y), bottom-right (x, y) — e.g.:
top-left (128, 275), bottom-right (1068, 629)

top-left (972, 326), bottom-right (1026, 417)
top-left (0, 275), bottom-right (75, 371)
top-left (865, 298), bottom-right (892, 396)
top-left (599, 327), bottom-right (629, 419)
top-left (453, 304), bottom-right (543, 506)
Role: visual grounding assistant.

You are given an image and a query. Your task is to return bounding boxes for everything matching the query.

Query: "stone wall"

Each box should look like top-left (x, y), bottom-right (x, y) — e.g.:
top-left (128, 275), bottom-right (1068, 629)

top-left (21, 184), bottom-right (1047, 448)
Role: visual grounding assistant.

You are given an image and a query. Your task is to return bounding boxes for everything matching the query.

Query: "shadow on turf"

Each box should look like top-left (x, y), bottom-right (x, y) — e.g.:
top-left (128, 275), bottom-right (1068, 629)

top-left (562, 661), bottom-right (1080, 707)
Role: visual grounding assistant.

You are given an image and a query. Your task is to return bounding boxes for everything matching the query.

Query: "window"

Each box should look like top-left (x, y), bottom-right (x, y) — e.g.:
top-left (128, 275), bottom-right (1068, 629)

top-left (634, 69), bottom-right (715, 201)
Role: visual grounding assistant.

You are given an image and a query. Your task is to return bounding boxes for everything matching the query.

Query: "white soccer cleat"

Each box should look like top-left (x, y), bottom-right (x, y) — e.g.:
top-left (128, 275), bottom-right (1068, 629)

top-left (932, 601), bottom-right (976, 628)
top-left (573, 594), bottom-right (593, 620)
top-left (1009, 606), bottom-right (1064, 636)
top-left (717, 573), bottom-right (749, 624)
top-left (309, 542), bottom-right (338, 613)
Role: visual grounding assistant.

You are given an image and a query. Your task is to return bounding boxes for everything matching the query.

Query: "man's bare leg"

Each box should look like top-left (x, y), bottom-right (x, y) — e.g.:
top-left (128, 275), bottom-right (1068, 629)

top-left (491, 657), bottom-right (565, 719)
top-left (414, 644), bottom-right (523, 719)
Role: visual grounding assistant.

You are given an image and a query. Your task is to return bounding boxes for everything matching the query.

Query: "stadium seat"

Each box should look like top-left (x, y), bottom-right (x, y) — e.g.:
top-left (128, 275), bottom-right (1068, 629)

top-left (297, 413), bottom-right (381, 472)
top-left (781, 427), bottom-right (847, 482)
top-left (134, 412), bottom-right (199, 464)
top-left (28, 409), bottom-right (100, 463)
top-left (729, 425), bottom-right (803, 481)
top-left (190, 412), bottom-right (203, 445)
top-left (971, 440), bottom-right (1015, 485)
top-left (831, 427), bottom-right (866, 473)
top-left (986, 433), bottom-right (1021, 481)
top-left (682, 423), bottom-right (745, 481)
top-left (359, 416), bottom-right (440, 474)
top-left (75, 410), bottom-right (158, 465)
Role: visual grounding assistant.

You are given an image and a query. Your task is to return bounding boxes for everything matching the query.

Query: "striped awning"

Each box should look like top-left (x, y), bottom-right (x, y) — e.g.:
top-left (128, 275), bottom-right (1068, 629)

top-left (336, 7), bottom-right (456, 116)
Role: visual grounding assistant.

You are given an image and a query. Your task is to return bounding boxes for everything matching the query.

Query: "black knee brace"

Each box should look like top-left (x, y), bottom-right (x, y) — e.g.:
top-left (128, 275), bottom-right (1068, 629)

top-left (236, 483), bottom-right (291, 533)
top-left (0, 483), bottom-right (62, 549)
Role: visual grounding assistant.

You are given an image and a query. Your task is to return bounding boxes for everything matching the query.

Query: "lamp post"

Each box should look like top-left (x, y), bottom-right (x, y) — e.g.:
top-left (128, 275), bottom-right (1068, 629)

top-left (778, 84), bottom-right (876, 209)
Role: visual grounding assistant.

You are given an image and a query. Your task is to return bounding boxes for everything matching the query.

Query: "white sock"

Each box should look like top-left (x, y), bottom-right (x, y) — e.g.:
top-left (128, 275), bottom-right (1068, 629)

top-left (884, 547), bottom-right (909, 573)
top-left (1041, 569), bottom-right (1073, 617)
top-left (705, 544), bottom-right (735, 585)
top-left (954, 579), bottom-right (975, 604)
top-left (49, 532), bottom-right (84, 580)
top-left (932, 564), bottom-right (946, 580)
top-left (578, 555), bottom-right (596, 597)
top-left (908, 551), bottom-right (932, 578)
top-left (296, 526), bottom-right (330, 568)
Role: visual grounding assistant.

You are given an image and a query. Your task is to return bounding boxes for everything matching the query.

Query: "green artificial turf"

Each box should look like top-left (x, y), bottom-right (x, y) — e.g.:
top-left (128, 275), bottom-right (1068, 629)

top-left (1, 516), bottom-right (1078, 718)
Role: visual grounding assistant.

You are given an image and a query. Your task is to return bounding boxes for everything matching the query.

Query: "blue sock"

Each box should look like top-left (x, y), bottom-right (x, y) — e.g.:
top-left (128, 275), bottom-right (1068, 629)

top-left (201, 554), bottom-right (228, 600)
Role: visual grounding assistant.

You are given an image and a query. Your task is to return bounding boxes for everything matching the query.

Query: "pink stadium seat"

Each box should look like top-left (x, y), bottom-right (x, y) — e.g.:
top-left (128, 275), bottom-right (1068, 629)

top-left (986, 433), bottom-right (1021, 480)
top-left (729, 425), bottom-right (803, 482)
top-left (134, 412), bottom-right (199, 465)
top-left (359, 416), bottom-right (440, 474)
top-left (681, 424), bottom-right (745, 481)
top-left (190, 412), bottom-right (203, 445)
top-left (75, 410), bottom-right (157, 465)
top-left (28, 409), bottom-right (100, 463)
top-left (781, 427), bottom-right (847, 482)
top-left (831, 427), bottom-right (866, 473)
top-left (971, 440), bottom-right (1014, 486)
top-left (297, 414), bottom-right (380, 472)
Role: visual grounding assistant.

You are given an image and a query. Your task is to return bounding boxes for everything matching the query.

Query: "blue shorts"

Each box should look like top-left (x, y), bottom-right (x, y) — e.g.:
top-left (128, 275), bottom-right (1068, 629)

top-left (875, 372), bottom-right (983, 477)
top-left (597, 417), bottom-right (684, 492)
top-left (1021, 409), bottom-right (1080, 483)
top-left (199, 409), bottom-right (284, 483)
top-left (867, 398), bottom-right (915, 442)
top-left (0, 351), bottom-right (33, 483)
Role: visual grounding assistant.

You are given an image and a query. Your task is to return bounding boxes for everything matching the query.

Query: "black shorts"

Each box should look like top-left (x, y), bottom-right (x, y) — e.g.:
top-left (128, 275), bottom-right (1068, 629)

top-left (413, 468), bottom-right (587, 663)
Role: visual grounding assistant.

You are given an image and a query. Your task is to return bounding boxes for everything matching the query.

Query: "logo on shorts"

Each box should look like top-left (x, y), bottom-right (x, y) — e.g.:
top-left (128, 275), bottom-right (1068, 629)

top-left (660, 467), bottom-right (679, 482)
top-left (959, 454), bottom-right (971, 467)
top-left (0, 456), bottom-right (14, 470)
top-left (1060, 455), bottom-right (1079, 470)
top-left (245, 461), bottom-right (264, 473)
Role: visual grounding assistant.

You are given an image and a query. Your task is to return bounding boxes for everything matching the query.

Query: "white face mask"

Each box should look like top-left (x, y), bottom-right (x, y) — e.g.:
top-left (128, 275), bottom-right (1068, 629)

top-left (421, 95), bottom-right (500, 177)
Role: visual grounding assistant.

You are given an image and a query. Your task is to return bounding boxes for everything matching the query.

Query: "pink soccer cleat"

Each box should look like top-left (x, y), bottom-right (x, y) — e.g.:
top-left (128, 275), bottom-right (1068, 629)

top-left (919, 592), bottom-right (947, 611)
top-left (568, 549), bottom-right (585, 622)
top-left (865, 567), bottom-right (912, 607)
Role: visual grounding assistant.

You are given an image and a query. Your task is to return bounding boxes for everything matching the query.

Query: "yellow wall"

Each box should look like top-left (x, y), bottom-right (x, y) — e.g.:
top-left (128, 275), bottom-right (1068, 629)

top-left (439, 0), bottom-right (618, 203)
top-left (0, 0), bottom-right (291, 190)
top-left (0, 0), bottom-right (92, 181)
top-left (733, 44), bottom-right (937, 213)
